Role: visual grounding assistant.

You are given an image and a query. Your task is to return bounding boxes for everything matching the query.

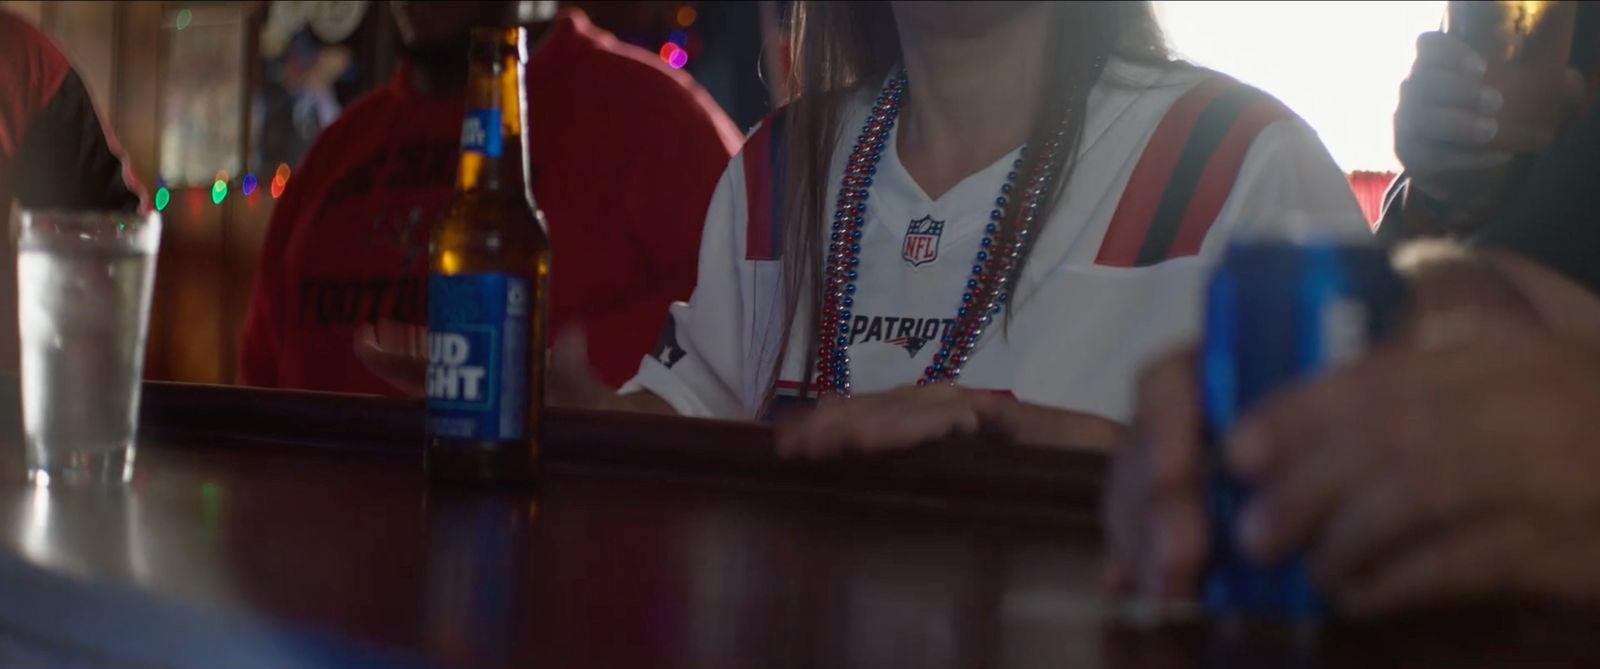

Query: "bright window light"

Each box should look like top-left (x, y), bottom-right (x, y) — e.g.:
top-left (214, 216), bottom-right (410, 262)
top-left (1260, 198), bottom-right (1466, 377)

top-left (1155, 1), bottom-right (1446, 173)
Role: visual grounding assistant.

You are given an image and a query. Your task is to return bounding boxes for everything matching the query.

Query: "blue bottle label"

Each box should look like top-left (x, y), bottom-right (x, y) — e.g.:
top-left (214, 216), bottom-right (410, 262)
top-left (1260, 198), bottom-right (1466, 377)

top-left (426, 273), bottom-right (530, 441)
top-left (460, 108), bottom-right (503, 157)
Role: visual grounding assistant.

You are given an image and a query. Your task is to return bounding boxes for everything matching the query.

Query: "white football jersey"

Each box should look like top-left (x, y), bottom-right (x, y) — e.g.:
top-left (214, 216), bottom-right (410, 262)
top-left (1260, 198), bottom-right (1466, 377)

top-left (622, 60), bottom-right (1372, 425)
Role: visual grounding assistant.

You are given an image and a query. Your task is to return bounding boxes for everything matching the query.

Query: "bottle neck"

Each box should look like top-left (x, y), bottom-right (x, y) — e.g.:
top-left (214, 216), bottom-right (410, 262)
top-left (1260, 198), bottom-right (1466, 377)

top-left (455, 49), bottom-right (528, 195)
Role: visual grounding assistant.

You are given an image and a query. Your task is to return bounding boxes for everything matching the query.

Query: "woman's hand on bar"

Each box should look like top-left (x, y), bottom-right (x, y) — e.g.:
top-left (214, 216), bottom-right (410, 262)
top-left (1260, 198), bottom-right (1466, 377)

top-left (773, 383), bottom-right (1123, 460)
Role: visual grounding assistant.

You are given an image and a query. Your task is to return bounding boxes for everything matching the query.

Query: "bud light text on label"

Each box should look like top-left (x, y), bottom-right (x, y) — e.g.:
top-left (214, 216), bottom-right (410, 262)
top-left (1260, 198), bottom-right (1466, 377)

top-left (460, 108), bottom-right (503, 158)
top-left (426, 273), bottom-right (529, 441)
top-left (428, 332), bottom-right (485, 401)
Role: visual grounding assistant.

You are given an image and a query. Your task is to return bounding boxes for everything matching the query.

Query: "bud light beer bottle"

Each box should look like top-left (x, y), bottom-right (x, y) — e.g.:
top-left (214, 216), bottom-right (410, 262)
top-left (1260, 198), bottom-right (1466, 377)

top-left (426, 27), bottom-right (548, 485)
top-left (1199, 233), bottom-right (1406, 618)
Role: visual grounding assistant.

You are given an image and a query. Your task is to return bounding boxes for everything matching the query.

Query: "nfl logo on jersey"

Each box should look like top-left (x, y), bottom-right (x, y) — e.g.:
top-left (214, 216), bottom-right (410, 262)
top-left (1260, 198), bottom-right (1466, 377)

top-left (902, 216), bottom-right (944, 267)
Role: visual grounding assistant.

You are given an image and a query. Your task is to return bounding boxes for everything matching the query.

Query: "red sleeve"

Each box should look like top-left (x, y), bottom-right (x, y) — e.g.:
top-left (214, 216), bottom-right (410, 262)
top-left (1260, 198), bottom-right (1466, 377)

top-left (581, 77), bottom-right (740, 388)
top-left (0, 12), bottom-right (70, 157)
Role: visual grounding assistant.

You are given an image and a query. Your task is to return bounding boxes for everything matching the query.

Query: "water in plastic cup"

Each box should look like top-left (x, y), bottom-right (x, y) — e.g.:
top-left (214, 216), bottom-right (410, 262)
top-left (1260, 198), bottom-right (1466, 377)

top-left (16, 211), bottom-right (160, 486)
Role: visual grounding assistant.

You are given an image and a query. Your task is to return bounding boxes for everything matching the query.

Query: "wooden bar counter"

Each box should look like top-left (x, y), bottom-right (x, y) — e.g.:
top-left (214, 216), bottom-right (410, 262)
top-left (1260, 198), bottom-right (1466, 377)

top-left (0, 382), bottom-right (1593, 668)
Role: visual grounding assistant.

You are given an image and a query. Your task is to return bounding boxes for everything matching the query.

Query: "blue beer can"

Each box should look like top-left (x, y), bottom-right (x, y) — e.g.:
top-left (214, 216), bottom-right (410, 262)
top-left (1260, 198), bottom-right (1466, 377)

top-left (1199, 237), bottom-right (1406, 618)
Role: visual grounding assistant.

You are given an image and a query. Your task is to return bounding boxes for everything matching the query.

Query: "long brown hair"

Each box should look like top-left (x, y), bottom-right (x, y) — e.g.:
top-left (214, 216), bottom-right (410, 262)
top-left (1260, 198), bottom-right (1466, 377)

top-left (768, 1), bottom-right (1171, 405)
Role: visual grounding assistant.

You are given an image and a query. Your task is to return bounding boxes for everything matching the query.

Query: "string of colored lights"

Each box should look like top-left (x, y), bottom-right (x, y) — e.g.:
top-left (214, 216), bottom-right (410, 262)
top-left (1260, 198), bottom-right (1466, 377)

top-left (151, 162), bottom-right (292, 212)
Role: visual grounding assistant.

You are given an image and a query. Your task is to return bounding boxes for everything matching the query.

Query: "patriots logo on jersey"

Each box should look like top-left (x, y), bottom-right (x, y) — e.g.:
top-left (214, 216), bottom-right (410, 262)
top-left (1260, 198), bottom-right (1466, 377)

top-left (884, 336), bottom-right (930, 357)
top-left (902, 215), bottom-right (944, 267)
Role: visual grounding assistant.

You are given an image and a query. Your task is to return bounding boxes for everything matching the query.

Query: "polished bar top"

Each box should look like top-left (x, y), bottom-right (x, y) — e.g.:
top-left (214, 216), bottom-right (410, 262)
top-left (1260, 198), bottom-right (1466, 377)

top-left (0, 382), bottom-right (1593, 668)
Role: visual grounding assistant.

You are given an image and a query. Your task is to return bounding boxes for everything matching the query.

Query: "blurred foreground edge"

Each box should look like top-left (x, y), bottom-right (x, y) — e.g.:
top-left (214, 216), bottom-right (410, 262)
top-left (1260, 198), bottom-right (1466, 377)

top-left (0, 549), bottom-right (434, 669)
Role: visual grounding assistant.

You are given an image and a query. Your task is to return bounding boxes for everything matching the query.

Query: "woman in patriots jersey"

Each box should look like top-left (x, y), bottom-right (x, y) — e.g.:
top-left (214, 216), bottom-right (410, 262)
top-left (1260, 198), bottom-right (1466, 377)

top-left (551, 1), bottom-right (1371, 455)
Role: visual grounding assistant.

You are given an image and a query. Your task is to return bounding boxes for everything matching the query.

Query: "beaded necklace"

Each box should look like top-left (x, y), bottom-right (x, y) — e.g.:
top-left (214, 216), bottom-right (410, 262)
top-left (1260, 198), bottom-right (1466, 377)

top-left (814, 69), bottom-right (1083, 397)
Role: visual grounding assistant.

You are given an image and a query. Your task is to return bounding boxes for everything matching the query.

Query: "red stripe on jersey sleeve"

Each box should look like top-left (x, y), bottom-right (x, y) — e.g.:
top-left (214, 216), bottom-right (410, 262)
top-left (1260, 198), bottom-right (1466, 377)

top-left (1165, 97), bottom-right (1294, 259)
top-left (1095, 77), bottom-right (1230, 267)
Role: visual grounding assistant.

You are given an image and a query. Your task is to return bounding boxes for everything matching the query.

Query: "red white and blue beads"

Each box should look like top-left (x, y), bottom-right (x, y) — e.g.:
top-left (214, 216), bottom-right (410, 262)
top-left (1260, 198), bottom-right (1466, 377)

top-left (814, 70), bottom-right (1075, 397)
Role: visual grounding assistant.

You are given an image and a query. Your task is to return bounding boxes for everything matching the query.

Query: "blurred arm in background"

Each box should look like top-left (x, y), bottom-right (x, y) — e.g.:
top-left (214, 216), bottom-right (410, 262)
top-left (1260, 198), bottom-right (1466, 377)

top-left (0, 11), bottom-right (144, 215)
top-left (0, 10), bottom-right (145, 374)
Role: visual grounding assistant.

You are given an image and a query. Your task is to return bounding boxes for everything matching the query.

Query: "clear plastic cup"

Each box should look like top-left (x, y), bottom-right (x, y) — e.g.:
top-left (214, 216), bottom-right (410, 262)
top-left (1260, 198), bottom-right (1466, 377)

top-left (16, 210), bottom-right (161, 486)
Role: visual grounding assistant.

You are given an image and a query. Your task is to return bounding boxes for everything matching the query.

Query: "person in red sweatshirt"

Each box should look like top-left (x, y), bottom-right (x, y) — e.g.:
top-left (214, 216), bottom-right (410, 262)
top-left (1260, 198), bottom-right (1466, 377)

top-left (0, 10), bottom-right (145, 373)
top-left (239, 1), bottom-right (742, 396)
